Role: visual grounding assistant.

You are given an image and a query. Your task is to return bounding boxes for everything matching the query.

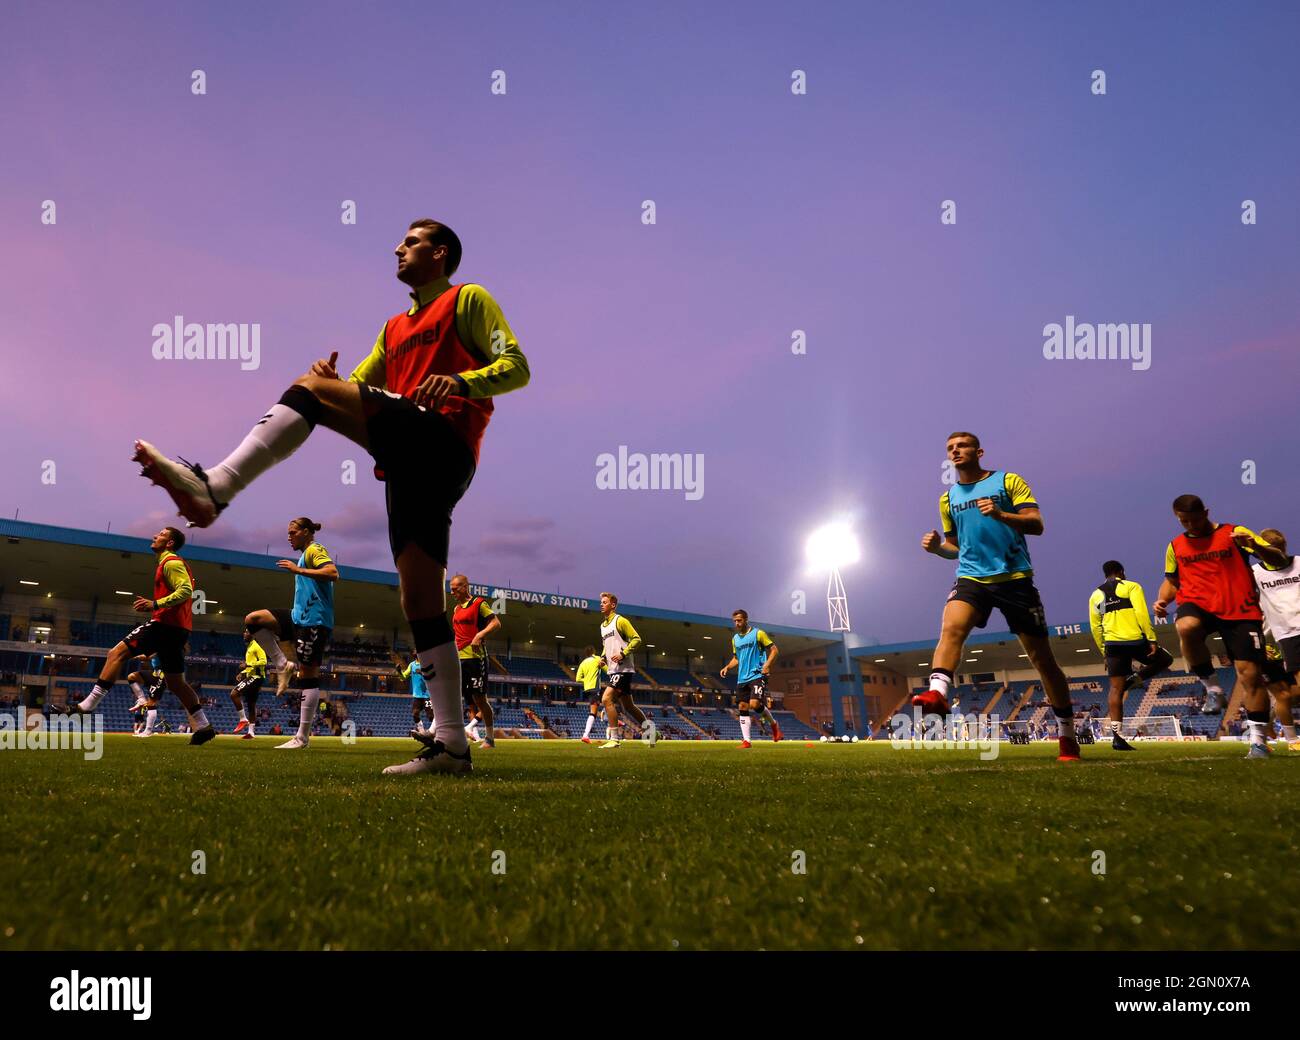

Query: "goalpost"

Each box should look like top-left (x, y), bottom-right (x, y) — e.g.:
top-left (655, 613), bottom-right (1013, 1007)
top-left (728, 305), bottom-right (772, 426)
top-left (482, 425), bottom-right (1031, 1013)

top-left (1002, 715), bottom-right (1183, 742)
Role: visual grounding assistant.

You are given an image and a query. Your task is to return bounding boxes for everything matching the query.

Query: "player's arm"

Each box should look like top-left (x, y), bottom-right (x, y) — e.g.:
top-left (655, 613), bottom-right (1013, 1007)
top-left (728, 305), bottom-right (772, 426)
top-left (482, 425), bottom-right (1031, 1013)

top-left (614, 616), bottom-right (642, 656)
top-left (453, 285), bottom-right (532, 399)
top-left (342, 326), bottom-right (387, 387)
top-left (151, 559), bottom-right (193, 609)
top-left (978, 474), bottom-right (1043, 535)
top-left (923, 493), bottom-right (960, 558)
top-left (1232, 525), bottom-right (1286, 568)
top-left (1087, 590), bottom-right (1106, 654)
top-left (758, 630), bottom-right (778, 674)
top-left (1154, 543), bottom-right (1179, 618)
top-left (1127, 581), bottom-right (1158, 642)
top-left (472, 605), bottom-right (501, 648)
top-left (720, 654), bottom-right (738, 678)
top-left (399, 662), bottom-right (413, 681)
top-left (282, 544), bottom-right (339, 582)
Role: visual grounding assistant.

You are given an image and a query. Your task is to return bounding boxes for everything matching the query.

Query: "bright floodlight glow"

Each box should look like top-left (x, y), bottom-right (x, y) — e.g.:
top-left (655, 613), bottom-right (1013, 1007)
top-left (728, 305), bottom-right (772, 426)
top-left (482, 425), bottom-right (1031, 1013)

top-left (805, 522), bottom-right (860, 571)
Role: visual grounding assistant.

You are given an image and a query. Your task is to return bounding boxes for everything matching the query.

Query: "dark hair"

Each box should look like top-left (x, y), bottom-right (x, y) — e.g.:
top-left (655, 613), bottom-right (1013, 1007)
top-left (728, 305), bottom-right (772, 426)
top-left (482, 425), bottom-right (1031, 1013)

top-left (584, 645), bottom-right (596, 657)
top-left (947, 431), bottom-right (980, 449)
top-left (408, 218), bottom-right (462, 276)
top-left (163, 526), bottom-right (186, 551)
top-left (732, 609), bottom-right (749, 621)
top-left (290, 517), bottom-right (322, 534)
top-left (1172, 494), bottom-right (1205, 514)
top-left (1102, 560), bottom-right (1124, 577)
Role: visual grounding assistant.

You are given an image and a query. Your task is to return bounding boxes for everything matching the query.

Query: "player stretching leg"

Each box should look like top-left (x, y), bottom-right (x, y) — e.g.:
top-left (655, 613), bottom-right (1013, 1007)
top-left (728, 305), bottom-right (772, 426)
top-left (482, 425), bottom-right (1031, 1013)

top-left (243, 518), bottom-right (337, 750)
top-left (597, 592), bottom-right (655, 748)
top-left (576, 646), bottom-right (605, 743)
top-left (1087, 561), bottom-right (1173, 751)
top-left (69, 527), bottom-right (215, 745)
top-left (1153, 496), bottom-right (1285, 759)
top-left (133, 219), bottom-right (529, 775)
top-left (917, 432), bottom-right (1081, 761)
top-left (397, 654), bottom-right (434, 734)
top-left (720, 609), bottom-right (782, 748)
top-left (231, 628), bottom-right (267, 738)
top-left (1251, 528), bottom-right (1300, 750)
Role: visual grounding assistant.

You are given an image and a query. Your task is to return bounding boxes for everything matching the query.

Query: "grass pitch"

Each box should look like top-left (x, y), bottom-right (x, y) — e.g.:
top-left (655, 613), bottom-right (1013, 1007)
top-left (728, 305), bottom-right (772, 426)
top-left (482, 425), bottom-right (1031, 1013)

top-left (1, 735), bottom-right (1296, 950)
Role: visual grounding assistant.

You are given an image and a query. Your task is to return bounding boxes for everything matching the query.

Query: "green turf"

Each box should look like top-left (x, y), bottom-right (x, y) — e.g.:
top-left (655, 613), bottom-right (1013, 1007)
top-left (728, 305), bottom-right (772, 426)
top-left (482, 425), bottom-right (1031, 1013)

top-left (1, 734), bottom-right (1296, 950)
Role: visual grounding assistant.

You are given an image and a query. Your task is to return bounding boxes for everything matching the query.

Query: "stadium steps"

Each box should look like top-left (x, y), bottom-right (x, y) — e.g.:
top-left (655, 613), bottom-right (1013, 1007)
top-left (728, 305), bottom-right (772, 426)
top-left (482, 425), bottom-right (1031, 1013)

top-left (983, 683), bottom-right (1008, 717)
top-left (692, 672), bottom-right (723, 691)
top-left (489, 654), bottom-right (509, 675)
top-left (635, 667), bottom-right (658, 687)
top-left (557, 661), bottom-right (577, 682)
top-left (1006, 683), bottom-right (1038, 722)
top-left (675, 711), bottom-right (709, 737)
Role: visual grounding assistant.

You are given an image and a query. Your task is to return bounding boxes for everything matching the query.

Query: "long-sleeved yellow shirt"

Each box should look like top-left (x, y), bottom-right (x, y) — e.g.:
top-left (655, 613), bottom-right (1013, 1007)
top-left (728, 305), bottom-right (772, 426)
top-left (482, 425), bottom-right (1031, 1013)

top-left (1088, 577), bottom-right (1157, 652)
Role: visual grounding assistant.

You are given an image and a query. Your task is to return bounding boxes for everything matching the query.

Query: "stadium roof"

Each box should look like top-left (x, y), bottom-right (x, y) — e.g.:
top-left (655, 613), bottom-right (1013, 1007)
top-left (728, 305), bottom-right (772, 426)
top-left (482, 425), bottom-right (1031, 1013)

top-left (0, 519), bottom-right (839, 664)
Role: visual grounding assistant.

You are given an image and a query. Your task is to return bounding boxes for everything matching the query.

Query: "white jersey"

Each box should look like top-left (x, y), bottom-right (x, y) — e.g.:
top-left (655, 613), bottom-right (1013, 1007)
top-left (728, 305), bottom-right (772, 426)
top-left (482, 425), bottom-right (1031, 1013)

top-left (600, 613), bottom-right (637, 674)
top-left (1254, 557), bottom-right (1300, 641)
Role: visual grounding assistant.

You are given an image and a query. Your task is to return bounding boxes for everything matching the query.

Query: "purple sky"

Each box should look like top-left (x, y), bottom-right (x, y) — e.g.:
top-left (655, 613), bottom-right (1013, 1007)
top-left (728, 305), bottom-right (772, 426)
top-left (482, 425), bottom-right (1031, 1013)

top-left (2, 1), bottom-right (1298, 642)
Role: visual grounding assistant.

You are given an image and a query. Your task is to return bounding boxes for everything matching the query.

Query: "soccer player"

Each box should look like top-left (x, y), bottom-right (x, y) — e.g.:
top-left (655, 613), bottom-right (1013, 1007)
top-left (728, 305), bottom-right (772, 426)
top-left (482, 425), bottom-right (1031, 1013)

top-left (576, 646), bottom-right (604, 743)
top-left (917, 432), bottom-right (1082, 761)
top-left (1252, 529), bottom-right (1300, 749)
top-left (720, 609), bottom-right (783, 748)
top-left (1152, 495), bottom-right (1285, 759)
top-left (243, 517), bottom-right (337, 750)
top-left (1087, 561), bottom-right (1174, 751)
top-left (597, 592), bottom-right (655, 748)
top-left (398, 654), bottom-right (434, 735)
top-left (133, 218), bottom-right (529, 776)
top-left (230, 628), bottom-right (267, 738)
top-left (425, 574), bottom-right (501, 750)
top-left (69, 527), bottom-right (215, 745)
top-left (1261, 634), bottom-right (1299, 749)
top-left (126, 653), bottom-right (165, 710)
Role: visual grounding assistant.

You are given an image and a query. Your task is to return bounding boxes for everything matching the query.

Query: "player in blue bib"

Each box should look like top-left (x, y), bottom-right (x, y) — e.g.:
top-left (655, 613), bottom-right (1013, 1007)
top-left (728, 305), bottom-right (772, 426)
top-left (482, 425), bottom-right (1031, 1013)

top-left (399, 656), bottom-right (433, 734)
top-left (919, 432), bottom-right (1080, 761)
top-left (720, 610), bottom-right (782, 746)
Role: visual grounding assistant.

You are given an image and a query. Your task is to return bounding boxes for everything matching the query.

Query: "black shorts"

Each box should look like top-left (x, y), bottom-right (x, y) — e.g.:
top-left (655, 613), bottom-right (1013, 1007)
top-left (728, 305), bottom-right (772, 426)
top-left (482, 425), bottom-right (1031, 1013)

top-left (234, 675), bottom-right (264, 700)
top-left (269, 609), bottom-right (331, 666)
top-left (1277, 634), bottom-right (1300, 677)
top-left (946, 577), bottom-right (1048, 637)
top-left (606, 672), bottom-right (635, 695)
top-left (361, 385), bottom-right (477, 566)
top-left (737, 676), bottom-right (770, 709)
top-left (122, 620), bottom-right (188, 674)
top-left (1263, 658), bottom-right (1292, 686)
top-left (460, 656), bottom-right (488, 703)
top-left (1104, 639), bottom-right (1162, 678)
top-left (587, 686), bottom-right (602, 705)
top-left (1174, 603), bottom-right (1266, 664)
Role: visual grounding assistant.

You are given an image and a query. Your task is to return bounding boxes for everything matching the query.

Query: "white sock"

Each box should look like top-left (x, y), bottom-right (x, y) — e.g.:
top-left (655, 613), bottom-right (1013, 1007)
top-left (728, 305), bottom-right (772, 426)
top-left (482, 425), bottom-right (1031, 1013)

top-left (419, 641), bottom-right (467, 753)
top-left (606, 725), bottom-right (613, 741)
top-left (247, 721), bottom-right (256, 735)
top-left (583, 714), bottom-right (596, 738)
top-left (189, 708), bottom-right (210, 730)
top-left (1283, 724), bottom-right (1297, 740)
top-left (1108, 718), bottom-right (1122, 736)
top-left (1056, 714), bottom-right (1076, 739)
top-left (209, 403), bottom-right (312, 501)
top-left (740, 714), bottom-right (752, 741)
top-left (238, 708), bottom-right (248, 722)
top-left (79, 682), bottom-right (112, 711)
top-left (253, 630), bottom-right (288, 670)
top-left (1248, 720), bottom-right (1268, 746)
top-left (297, 688), bottom-right (319, 740)
top-left (129, 682), bottom-right (146, 705)
top-left (145, 709), bottom-right (158, 733)
top-left (929, 670), bottom-right (953, 697)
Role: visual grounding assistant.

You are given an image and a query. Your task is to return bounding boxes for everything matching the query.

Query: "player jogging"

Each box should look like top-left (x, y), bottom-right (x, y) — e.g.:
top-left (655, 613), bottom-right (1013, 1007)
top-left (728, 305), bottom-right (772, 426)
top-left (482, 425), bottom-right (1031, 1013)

top-left (134, 218), bottom-right (529, 776)
top-left (68, 527), bottom-right (215, 745)
top-left (720, 609), bottom-right (783, 748)
top-left (243, 517), bottom-right (338, 750)
top-left (231, 628), bottom-right (267, 738)
top-left (398, 654), bottom-right (434, 735)
top-left (576, 646), bottom-right (605, 743)
top-left (917, 432), bottom-right (1082, 761)
top-left (1152, 495), bottom-right (1285, 759)
top-left (1087, 561), bottom-right (1173, 751)
top-left (596, 592), bottom-right (655, 748)
top-left (1251, 528), bottom-right (1300, 750)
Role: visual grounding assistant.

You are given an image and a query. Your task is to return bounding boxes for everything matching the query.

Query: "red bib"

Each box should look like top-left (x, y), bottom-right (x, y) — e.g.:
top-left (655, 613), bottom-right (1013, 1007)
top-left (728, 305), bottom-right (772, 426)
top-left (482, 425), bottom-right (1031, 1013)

top-left (1171, 523), bottom-right (1261, 620)
top-left (152, 552), bottom-right (194, 630)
